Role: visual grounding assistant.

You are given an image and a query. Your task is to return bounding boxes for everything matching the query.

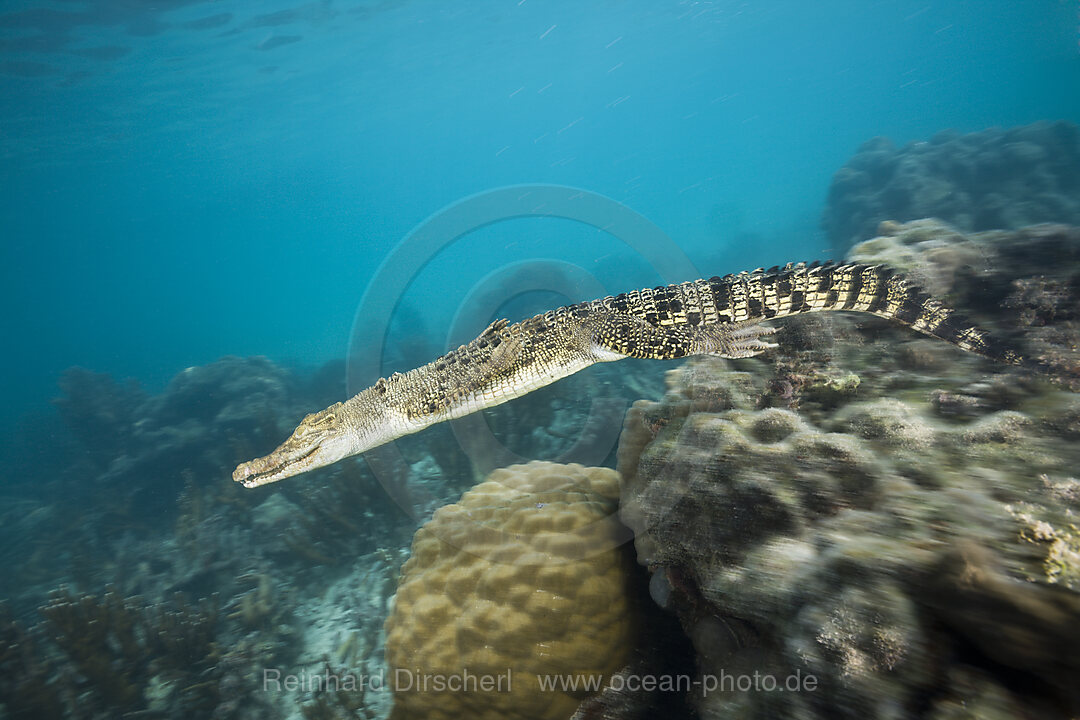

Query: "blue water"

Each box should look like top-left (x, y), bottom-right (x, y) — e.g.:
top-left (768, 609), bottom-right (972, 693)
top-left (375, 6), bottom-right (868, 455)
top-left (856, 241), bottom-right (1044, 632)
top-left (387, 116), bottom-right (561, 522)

top-left (2, 0), bottom-right (1078, 442)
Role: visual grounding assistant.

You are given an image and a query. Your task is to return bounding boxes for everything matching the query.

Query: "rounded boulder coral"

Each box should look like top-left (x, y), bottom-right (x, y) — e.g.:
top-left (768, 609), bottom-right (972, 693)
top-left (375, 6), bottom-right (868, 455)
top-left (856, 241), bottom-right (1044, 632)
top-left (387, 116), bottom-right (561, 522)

top-left (384, 461), bottom-right (640, 720)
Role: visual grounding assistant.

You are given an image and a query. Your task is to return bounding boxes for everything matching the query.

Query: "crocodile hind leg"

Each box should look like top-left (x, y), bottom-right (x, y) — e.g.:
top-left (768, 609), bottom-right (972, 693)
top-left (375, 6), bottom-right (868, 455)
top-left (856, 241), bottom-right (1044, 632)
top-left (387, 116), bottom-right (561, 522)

top-left (588, 312), bottom-right (778, 361)
top-left (588, 312), bottom-right (698, 360)
top-left (694, 323), bottom-right (779, 359)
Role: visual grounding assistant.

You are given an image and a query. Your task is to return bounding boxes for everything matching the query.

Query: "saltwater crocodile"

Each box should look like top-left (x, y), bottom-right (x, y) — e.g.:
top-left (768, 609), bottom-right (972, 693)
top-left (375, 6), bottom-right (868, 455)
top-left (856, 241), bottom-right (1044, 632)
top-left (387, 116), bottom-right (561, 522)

top-left (233, 261), bottom-right (1027, 487)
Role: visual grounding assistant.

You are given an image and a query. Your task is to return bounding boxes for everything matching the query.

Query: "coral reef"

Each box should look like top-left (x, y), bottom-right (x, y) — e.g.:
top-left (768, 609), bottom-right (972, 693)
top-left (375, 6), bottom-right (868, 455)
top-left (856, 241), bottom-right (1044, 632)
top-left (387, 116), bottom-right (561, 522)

top-left (5, 352), bottom-right (413, 599)
top-left (3, 353), bottom-right (432, 720)
top-left (54, 367), bottom-right (147, 465)
top-left (300, 661), bottom-right (379, 720)
top-left (384, 461), bottom-right (641, 720)
top-left (848, 219), bottom-right (1080, 386)
top-left (42, 588), bottom-right (222, 715)
top-left (50, 355), bottom-right (294, 518)
top-left (0, 601), bottom-right (66, 719)
top-left (9, 304), bottom-right (673, 720)
top-left (0, 589), bottom-right (225, 719)
top-left (822, 121), bottom-right (1080, 253)
top-left (616, 222), bottom-right (1080, 718)
top-left (249, 461), bottom-right (412, 568)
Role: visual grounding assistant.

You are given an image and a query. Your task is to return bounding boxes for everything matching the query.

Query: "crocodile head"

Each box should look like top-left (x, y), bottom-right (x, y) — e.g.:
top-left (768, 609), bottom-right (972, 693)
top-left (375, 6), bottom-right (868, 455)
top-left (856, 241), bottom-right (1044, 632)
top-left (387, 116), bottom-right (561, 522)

top-left (232, 402), bottom-right (357, 488)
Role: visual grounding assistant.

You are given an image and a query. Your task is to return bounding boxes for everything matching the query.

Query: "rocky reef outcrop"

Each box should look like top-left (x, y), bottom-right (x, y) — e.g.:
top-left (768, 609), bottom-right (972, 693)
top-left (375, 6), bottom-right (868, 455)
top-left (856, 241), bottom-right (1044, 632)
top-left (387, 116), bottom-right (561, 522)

top-left (53, 356), bottom-right (296, 515)
top-left (822, 121), bottom-right (1080, 254)
top-left (849, 219), bottom-right (1080, 385)
top-left (617, 221), bottom-right (1080, 718)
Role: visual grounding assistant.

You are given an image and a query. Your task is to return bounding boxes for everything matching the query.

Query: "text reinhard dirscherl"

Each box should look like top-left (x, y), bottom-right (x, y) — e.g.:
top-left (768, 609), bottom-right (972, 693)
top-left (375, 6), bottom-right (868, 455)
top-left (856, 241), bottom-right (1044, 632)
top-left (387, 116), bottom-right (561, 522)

top-left (262, 668), bottom-right (818, 697)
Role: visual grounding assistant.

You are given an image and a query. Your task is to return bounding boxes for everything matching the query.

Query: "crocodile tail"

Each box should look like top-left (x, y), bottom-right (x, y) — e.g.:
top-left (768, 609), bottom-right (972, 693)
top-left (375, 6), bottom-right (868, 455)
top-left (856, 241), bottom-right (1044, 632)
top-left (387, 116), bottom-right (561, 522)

top-left (866, 273), bottom-right (1071, 381)
top-left (709, 262), bottom-right (1026, 367)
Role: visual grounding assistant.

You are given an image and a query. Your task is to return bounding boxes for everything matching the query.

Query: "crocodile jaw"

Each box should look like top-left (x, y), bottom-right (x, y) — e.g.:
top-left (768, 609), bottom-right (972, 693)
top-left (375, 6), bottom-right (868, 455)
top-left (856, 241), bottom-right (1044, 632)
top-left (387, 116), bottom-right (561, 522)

top-left (232, 401), bottom-right (362, 488)
top-left (232, 427), bottom-right (356, 488)
top-left (232, 391), bottom-right (416, 487)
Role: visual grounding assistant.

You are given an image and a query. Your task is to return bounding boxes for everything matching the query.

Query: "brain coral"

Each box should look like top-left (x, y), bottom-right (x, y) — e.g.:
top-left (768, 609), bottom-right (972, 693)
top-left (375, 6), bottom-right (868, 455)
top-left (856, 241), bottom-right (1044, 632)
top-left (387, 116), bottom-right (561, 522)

top-left (384, 461), bottom-right (639, 720)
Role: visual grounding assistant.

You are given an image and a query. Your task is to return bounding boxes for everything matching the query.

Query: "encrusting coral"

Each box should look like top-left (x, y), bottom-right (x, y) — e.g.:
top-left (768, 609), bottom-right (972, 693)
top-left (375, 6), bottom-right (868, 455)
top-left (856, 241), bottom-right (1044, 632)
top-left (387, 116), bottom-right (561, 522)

top-left (384, 461), bottom-right (641, 720)
top-left (616, 221), bottom-right (1080, 718)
